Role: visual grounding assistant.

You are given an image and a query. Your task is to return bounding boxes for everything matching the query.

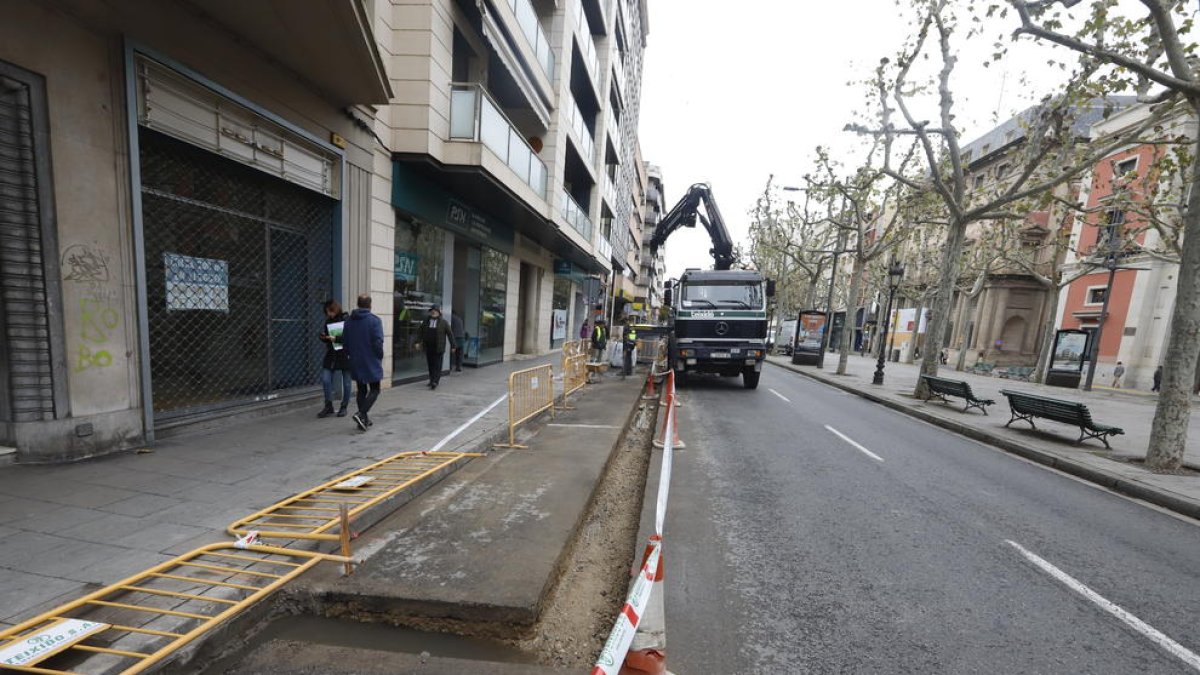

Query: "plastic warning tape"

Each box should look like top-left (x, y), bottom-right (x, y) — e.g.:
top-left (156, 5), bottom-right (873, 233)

top-left (592, 377), bottom-right (677, 675)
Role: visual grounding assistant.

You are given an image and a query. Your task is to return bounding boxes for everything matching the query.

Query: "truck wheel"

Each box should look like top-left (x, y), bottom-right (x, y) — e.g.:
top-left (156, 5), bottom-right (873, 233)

top-left (743, 369), bottom-right (760, 390)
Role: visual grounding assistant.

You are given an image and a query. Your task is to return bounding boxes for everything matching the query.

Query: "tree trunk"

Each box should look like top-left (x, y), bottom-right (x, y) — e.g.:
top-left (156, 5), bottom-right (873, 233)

top-left (1146, 134), bottom-right (1200, 471)
top-left (1032, 280), bottom-right (1061, 384)
top-left (954, 295), bottom-right (972, 372)
top-left (838, 253), bottom-right (866, 375)
top-left (916, 220), bottom-right (968, 398)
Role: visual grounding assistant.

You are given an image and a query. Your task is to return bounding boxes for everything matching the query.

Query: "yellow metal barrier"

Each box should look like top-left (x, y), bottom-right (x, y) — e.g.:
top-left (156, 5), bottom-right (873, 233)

top-left (561, 339), bottom-right (584, 375)
top-left (0, 543), bottom-right (349, 674)
top-left (559, 354), bottom-right (588, 410)
top-left (226, 451), bottom-right (477, 543)
top-left (496, 364), bottom-right (555, 448)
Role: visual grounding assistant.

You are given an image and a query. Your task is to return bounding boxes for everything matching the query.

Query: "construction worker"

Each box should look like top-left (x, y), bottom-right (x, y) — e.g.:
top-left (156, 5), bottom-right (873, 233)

top-left (591, 319), bottom-right (608, 363)
top-left (622, 321), bottom-right (637, 377)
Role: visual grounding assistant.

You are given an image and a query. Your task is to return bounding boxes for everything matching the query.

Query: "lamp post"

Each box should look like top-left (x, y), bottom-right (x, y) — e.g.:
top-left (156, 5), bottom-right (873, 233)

top-left (872, 261), bottom-right (905, 385)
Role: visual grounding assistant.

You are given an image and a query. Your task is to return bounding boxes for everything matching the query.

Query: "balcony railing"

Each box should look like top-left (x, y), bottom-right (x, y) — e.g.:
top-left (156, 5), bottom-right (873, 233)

top-left (607, 114), bottom-right (623, 157)
top-left (597, 233), bottom-right (613, 261)
top-left (612, 55), bottom-right (627, 97)
top-left (450, 83), bottom-right (547, 197)
top-left (575, 1), bottom-right (600, 86)
top-left (559, 189), bottom-right (594, 241)
top-left (565, 93), bottom-right (595, 163)
top-left (603, 173), bottom-right (618, 206)
top-left (505, 0), bottom-right (555, 79)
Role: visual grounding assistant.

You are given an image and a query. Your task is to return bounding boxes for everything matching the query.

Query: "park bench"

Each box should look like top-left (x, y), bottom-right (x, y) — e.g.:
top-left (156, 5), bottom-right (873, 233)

top-left (998, 389), bottom-right (1125, 449)
top-left (921, 375), bottom-right (995, 415)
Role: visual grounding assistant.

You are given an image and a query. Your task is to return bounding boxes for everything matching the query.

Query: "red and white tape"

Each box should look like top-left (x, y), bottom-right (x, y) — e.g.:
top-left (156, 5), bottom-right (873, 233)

top-left (592, 376), bottom-right (677, 675)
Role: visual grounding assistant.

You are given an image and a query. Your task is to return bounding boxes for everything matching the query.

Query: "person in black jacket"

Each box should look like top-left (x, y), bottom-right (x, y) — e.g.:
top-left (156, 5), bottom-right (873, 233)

top-left (317, 300), bottom-right (351, 418)
top-left (420, 305), bottom-right (454, 389)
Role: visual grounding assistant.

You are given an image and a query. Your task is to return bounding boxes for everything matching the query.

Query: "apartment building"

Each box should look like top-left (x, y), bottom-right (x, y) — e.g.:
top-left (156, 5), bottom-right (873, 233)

top-left (640, 162), bottom-right (667, 314)
top-left (1055, 103), bottom-right (1197, 391)
top-left (381, 0), bottom-right (650, 369)
top-left (0, 0), bottom-right (653, 463)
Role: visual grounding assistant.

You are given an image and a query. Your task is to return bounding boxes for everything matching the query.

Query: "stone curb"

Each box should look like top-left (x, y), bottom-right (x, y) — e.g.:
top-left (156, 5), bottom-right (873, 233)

top-left (766, 359), bottom-right (1200, 522)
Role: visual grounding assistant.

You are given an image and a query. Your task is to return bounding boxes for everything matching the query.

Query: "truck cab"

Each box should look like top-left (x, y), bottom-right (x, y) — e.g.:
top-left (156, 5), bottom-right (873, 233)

top-left (669, 269), bottom-right (770, 389)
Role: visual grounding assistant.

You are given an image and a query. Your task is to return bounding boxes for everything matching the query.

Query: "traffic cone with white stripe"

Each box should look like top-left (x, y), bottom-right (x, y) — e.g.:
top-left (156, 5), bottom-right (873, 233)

top-left (642, 363), bottom-right (658, 401)
top-left (652, 390), bottom-right (685, 449)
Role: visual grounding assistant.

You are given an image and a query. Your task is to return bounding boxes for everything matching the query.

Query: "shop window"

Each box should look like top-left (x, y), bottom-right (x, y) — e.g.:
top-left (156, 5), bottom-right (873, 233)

top-left (393, 219), bottom-right (445, 381)
top-left (550, 276), bottom-right (571, 348)
top-left (476, 248), bottom-right (508, 364)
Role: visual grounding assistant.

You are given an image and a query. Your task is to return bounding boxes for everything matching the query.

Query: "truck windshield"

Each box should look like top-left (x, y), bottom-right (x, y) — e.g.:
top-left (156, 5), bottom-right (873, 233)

top-left (682, 283), bottom-right (763, 309)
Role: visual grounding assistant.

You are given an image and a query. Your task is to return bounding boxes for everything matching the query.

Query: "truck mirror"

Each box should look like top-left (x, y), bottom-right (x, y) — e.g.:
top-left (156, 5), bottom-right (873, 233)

top-left (664, 288), bottom-right (673, 306)
top-left (766, 280), bottom-right (777, 297)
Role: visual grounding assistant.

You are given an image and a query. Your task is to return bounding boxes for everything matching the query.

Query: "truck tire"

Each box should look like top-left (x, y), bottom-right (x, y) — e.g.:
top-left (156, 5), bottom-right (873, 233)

top-left (743, 368), bottom-right (760, 390)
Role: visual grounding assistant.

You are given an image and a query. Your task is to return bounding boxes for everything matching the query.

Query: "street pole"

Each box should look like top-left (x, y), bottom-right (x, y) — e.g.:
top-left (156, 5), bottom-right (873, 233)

top-left (818, 232), bottom-right (846, 369)
top-left (873, 284), bottom-right (897, 385)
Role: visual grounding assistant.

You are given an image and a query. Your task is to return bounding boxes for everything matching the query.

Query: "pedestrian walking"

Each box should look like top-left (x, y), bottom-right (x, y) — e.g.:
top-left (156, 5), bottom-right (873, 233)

top-left (342, 294), bottom-right (384, 431)
top-left (622, 321), bottom-right (637, 377)
top-left (450, 311), bottom-right (466, 372)
top-left (421, 305), bottom-right (454, 389)
top-left (1112, 361), bottom-right (1126, 389)
top-left (590, 318), bottom-right (607, 363)
top-left (1152, 365), bottom-right (1162, 392)
top-left (317, 300), bottom-right (351, 418)
top-left (579, 319), bottom-right (591, 341)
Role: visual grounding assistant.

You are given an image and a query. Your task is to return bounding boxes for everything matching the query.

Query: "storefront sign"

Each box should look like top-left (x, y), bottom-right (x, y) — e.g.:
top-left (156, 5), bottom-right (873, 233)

top-left (447, 199), bottom-right (493, 243)
top-left (391, 162), bottom-right (513, 253)
top-left (394, 251), bottom-right (419, 281)
top-left (554, 259), bottom-right (573, 276)
top-left (164, 253), bottom-right (228, 312)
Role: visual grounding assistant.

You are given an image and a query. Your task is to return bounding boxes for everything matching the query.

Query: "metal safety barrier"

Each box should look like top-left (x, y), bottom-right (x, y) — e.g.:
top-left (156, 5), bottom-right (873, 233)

top-left (559, 354), bottom-right (588, 410)
top-left (561, 338), bottom-right (585, 376)
top-left (496, 363), bottom-right (555, 448)
top-left (226, 451), bottom-right (477, 545)
top-left (0, 543), bottom-right (350, 674)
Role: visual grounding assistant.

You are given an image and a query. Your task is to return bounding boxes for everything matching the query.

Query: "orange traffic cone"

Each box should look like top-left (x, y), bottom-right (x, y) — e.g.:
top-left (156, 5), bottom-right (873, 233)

top-left (651, 393), bottom-right (685, 449)
top-left (642, 364), bottom-right (658, 401)
top-left (620, 649), bottom-right (666, 675)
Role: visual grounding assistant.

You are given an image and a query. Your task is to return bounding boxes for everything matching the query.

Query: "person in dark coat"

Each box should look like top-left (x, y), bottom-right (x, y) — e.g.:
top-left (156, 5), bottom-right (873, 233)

top-left (1152, 365), bottom-right (1163, 392)
top-left (450, 311), bottom-right (466, 372)
top-left (341, 294), bottom-right (384, 431)
top-left (317, 300), bottom-right (351, 418)
top-left (421, 305), bottom-right (454, 389)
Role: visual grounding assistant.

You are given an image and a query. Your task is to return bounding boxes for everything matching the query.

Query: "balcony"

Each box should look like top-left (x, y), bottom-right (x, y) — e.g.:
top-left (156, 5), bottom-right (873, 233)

top-left (603, 173), bottom-right (618, 207)
top-left (504, 0), bottom-right (554, 79)
top-left (597, 233), bottom-right (614, 261)
top-left (559, 189), bottom-right (594, 241)
top-left (565, 93), bottom-right (596, 163)
top-left (449, 83), bottom-right (547, 197)
top-left (574, 1), bottom-right (601, 87)
top-left (612, 55), bottom-right (627, 100)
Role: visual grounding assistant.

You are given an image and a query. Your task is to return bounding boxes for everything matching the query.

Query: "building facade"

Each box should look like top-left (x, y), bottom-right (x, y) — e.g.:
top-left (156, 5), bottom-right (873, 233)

top-left (1055, 103), bottom-right (1197, 391)
top-left (0, 0), bottom-right (654, 462)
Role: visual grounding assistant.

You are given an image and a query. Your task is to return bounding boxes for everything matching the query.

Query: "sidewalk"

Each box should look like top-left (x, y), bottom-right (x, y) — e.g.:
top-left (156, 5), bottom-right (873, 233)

top-left (767, 353), bottom-right (1200, 519)
top-left (0, 356), bottom-right (557, 628)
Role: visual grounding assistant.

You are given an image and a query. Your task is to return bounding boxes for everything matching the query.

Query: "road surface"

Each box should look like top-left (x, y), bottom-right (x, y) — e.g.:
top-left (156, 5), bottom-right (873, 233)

top-left (664, 365), bottom-right (1200, 674)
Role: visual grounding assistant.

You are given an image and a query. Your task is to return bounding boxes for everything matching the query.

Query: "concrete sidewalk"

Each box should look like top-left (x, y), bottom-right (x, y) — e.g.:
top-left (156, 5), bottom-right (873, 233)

top-left (0, 356), bottom-right (557, 628)
top-left (768, 353), bottom-right (1200, 519)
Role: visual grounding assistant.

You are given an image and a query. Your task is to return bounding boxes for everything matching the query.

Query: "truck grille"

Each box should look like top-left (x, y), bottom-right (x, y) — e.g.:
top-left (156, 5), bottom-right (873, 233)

top-left (675, 319), bottom-right (767, 340)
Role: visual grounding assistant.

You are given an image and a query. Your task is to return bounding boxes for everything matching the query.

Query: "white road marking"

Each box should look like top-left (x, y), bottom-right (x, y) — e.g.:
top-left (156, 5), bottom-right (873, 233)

top-left (547, 423), bottom-right (621, 429)
top-left (824, 425), bottom-right (884, 462)
top-left (1006, 539), bottom-right (1200, 672)
top-left (429, 394), bottom-right (508, 452)
top-left (768, 388), bottom-right (791, 403)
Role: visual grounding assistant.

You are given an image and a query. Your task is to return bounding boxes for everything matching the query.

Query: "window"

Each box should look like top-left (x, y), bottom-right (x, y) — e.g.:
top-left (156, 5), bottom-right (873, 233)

top-left (1086, 287), bottom-right (1107, 305)
top-left (996, 163), bottom-right (1010, 178)
top-left (1115, 157), bottom-right (1138, 177)
top-left (682, 282), bottom-right (764, 309)
top-left (974, 175), bottom-right (985, 190)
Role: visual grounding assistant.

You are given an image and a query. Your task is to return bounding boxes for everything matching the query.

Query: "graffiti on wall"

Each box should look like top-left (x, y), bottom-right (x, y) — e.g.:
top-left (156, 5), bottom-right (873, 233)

top-left (61, 243), bottom-right (120, 372)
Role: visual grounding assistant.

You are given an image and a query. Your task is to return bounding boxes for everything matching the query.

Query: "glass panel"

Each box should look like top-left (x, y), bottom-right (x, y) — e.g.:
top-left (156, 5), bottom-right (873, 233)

top-left (393, 218), bottom-right (445, 381)
top-left (551, 277), bottom-right (571, 349)
top-left (508, 136), bottom-right (532, 183)
top-left (529, 158), bottom-right (547, 197)
top-left (479, 97), bottom-right (509, 161)
top-left (449, 88), bottom-right (477, 139)
top-left (477, 248), bottom-right (508, 365)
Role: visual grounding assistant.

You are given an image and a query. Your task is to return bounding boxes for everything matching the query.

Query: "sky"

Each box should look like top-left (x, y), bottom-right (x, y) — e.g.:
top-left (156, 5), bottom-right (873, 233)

top-left (637, 0), bottom-right (1082, 279)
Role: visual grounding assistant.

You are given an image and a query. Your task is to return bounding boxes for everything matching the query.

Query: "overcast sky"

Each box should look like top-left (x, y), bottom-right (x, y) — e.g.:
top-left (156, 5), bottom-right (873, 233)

top-left (638, 0), bottom-right (1078, 278)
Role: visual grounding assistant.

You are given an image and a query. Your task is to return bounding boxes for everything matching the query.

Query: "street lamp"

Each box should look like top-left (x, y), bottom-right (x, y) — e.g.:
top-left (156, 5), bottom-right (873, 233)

top-left (872, 261), bottom-right (905, 385)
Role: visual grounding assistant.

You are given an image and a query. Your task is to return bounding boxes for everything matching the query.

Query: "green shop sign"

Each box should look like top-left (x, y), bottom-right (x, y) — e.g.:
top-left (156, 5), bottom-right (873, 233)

top-left (392, 162), bottom-right (513, 254)
top-left (394, 251), bottom-right (419, 281)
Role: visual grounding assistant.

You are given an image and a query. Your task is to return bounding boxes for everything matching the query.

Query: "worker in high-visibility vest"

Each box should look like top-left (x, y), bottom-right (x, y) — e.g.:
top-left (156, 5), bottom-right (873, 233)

top-left (591, 319), bottom-right (608, 363)
top-left (622, 321), bottom-right (637, 377)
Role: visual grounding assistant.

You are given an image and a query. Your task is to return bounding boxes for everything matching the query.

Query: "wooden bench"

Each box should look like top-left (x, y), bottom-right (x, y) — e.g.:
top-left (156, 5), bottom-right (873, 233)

top-left (998, 390), bottom-right (1124, 449)
top-left (921, 375), bottom-right (995, 415)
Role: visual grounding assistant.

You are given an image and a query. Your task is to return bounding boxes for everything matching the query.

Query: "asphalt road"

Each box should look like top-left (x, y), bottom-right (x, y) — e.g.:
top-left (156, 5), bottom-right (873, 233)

top-left (664, 365), bottom-right (1200, 674)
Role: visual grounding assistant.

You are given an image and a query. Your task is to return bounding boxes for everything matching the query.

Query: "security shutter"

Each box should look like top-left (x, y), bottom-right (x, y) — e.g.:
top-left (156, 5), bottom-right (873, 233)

top-left (0, 69), bottom-right (57, 424)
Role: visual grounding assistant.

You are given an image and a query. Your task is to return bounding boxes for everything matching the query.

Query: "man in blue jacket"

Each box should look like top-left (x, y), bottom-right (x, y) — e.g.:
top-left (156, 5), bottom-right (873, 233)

top-left (342, 293), bottom-right (385, 431)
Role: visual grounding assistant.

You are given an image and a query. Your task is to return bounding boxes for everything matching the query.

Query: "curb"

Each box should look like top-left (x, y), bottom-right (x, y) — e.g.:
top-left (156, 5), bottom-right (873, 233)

top-left (766, 359), bottom-right (1200, 522)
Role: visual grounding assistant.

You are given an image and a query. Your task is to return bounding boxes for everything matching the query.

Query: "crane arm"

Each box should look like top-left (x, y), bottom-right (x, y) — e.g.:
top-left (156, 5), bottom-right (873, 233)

top-left (648, 183), bottom-right (737, 270)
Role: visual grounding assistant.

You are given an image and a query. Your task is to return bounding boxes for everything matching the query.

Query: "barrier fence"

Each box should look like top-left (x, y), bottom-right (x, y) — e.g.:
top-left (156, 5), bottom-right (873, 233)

top-left (559, 354), bottom-right (588, 410)
top-left (594, 370), bottom-right (677, 675)
top-left (496, 363), bottom-right (555, 448)
top-left (0, 543), bottom-right (351, 674)
top-left (227, 451), bottom-right (478, 546)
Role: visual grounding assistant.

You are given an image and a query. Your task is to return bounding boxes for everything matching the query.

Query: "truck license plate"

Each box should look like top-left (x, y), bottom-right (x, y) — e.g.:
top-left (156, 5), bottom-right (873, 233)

top-left (712, 352), bottom-right (730, 359)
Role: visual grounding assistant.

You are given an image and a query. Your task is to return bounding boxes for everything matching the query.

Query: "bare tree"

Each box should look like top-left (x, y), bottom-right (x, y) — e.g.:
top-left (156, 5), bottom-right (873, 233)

top-left (1011, 0), bottom-right (1198, 471)
top-left (851, 0), bottom-right (1176, 400)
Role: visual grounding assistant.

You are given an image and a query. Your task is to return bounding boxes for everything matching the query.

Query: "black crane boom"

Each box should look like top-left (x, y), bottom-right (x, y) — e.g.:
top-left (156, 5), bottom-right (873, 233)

top-left (648, 183), bottom-right (736, 270)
